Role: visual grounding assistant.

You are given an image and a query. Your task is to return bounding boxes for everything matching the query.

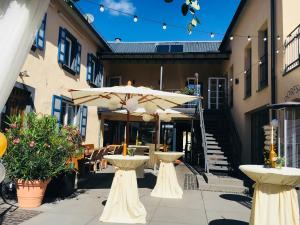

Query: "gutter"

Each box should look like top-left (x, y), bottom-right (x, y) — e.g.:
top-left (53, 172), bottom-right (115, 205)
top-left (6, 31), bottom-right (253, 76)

top-left (270, 0), bottom-right (277, 113)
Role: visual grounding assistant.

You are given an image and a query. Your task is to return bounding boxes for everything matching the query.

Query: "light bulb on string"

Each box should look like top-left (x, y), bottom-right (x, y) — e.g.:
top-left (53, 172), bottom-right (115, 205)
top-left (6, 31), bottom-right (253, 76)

top-left (99, 4), bottom-right (105, 12)
top-left (162, 23), bottom-right (167, 30)
top-left (259, 60), bottom-right (262, 65)
top-left (133, 15), bottom-right (138, 23)
top-left (277, 35), bottom-right (281, 41)
top-left (276, 50), bottom-right (279, 54)
top-left (230, 36), bottom-right (234, 41)
top-left (247, 36), bottom-right (251, 41)
top-left (264, 37), bottom-right (267, 42)
top-left (210, 32), bottom-right (215, 38)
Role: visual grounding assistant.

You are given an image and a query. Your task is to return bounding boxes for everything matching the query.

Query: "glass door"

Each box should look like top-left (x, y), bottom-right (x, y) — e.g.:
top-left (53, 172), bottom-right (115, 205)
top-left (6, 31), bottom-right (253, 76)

top-left (208, 77), bottom-right (227, 110)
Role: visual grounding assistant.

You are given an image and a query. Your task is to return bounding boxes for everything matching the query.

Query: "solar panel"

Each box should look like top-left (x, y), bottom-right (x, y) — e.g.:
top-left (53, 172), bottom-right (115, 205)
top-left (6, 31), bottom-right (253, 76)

top-left (156, 45), bottom-right (169, 53)
top-left (170, 45), bottom-right (183, 53)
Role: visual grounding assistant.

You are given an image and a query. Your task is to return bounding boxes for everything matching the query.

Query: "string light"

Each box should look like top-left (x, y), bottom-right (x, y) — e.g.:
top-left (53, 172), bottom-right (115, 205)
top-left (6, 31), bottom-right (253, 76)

top-left (244, 70), bottom-right (247, 74)
top-left (247, 36), bottom-right (251, 41)
top-left (259, 60), bottom-right (262, 65)
top-left (81, 0), bottom-right (286, 41)
top-left (99, 4), bottom-right (104, 12)
top-left (276, 50), bottom-right (280, 54)
top-left (264, 37), bottom-right (268, 42)
top-left (162, 23), bottom-right (167, 30)
top-left (277, 35), bottom-right (281, 40)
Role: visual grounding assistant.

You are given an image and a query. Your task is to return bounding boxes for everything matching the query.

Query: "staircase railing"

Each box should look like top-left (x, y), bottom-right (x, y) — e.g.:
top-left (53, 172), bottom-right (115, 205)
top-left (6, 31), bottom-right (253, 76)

top-left (224, 107), bottom-right (242, 170)
top-left (197, 98), bottom-right (209, 173)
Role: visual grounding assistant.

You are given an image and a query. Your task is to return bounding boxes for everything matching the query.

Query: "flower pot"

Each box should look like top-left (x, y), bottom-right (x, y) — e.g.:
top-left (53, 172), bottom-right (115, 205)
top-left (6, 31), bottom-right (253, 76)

top-left (16, 179), bottom-right (50, 208)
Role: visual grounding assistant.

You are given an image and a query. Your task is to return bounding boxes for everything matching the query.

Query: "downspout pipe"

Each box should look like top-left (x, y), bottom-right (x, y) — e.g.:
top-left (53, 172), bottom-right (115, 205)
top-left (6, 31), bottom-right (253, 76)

top-left (270, 0), bottom-right (277, 118)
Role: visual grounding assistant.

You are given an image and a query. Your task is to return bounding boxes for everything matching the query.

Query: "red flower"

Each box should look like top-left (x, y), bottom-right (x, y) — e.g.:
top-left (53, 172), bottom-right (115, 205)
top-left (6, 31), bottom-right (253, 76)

top-left (13, 138), bottom-right (20, 144)
top-left (10, 123), bottom-right (17, 129)
top-left (29, 141), bottom-right (36, 148)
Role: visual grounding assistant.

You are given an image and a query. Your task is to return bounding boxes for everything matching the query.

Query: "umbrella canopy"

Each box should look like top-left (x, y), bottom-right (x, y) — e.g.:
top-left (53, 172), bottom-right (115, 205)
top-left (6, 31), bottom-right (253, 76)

top-left (69, 85), bottom-right (199, 111)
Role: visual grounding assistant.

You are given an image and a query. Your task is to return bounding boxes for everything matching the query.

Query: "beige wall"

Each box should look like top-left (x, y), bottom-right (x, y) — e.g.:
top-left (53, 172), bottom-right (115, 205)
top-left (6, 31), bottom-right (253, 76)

top-left (17, 1), bottom-right (102, 147)
top-left (104, 61), bottom-right (224, 107)
top-left (223, 0), bottom-right (300, 163)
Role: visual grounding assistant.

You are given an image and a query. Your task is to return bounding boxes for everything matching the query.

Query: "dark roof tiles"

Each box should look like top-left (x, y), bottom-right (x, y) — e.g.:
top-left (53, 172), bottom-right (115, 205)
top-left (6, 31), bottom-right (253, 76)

top-left (108, 41), bottom-right (221, 53)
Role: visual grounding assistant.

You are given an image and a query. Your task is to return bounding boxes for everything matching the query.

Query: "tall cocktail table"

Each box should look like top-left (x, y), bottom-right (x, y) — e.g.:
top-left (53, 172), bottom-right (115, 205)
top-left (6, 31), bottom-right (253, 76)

top-left (151, 152), bottom-right (184, 199)
top-left (240, 165), bottom-right (300, 225)
top-left (100, 155), bottom-right (149, 224)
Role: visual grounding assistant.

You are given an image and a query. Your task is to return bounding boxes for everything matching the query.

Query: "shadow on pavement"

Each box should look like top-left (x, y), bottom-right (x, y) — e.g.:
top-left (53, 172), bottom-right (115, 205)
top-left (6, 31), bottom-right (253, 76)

top-left (219, 194), bottom-right (252, 209)
top-left (77, 172), bottom-right (157, 190)
top-left (209, 219), bottom-right (248, 225)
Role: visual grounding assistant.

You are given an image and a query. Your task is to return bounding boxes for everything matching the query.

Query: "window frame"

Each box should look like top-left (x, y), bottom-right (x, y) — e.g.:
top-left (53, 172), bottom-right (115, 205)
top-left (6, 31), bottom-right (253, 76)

top-left (258, 29), bottom-right (269, 90)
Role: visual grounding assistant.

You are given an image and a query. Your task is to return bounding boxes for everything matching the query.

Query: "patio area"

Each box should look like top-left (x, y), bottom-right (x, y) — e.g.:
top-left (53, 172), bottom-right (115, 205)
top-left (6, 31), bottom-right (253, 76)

top-left (1, 163), bottom-right (251, 225)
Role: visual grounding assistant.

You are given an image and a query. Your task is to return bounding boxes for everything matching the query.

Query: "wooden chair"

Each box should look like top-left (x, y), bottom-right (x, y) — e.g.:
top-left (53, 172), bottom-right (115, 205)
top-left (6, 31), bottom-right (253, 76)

top-left (84, 149), bottom-right (100, 172)
top-left (82, 144), bottom-right (95, 157)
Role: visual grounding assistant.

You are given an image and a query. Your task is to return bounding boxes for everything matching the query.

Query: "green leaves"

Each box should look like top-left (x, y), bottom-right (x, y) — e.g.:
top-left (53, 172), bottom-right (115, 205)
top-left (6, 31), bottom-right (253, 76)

top-left (3, 113), bottom-right (74, 181)
top-left (179, 0), bottom-right (201, 34)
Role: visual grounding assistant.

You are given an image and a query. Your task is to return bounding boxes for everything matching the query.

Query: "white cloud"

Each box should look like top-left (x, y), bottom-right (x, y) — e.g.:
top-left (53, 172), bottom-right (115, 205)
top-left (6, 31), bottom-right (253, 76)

top-left (103, 0), bottom-right (136, 16)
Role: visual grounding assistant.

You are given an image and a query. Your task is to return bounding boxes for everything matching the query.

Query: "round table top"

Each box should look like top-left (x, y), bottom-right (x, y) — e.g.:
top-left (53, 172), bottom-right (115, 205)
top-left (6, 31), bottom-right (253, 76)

top-left (239, 165), bottom-right (300, 186)
top-left (104, 155), bottom-right (149, 169)
top-left (154, 152), bottom-right (184, 162)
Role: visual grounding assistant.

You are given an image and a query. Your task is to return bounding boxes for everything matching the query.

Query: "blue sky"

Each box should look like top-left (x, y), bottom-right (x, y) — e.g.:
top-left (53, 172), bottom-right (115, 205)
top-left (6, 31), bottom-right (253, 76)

top-left (75, 0), bottom-right (241, 42)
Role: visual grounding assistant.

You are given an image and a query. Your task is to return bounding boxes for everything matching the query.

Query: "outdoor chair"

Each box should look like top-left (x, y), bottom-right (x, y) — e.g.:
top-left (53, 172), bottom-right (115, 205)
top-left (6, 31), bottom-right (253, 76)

top-left (82, 144), bottom-right (95, 157)
top-left (84, 149), bottom-right (100, 173)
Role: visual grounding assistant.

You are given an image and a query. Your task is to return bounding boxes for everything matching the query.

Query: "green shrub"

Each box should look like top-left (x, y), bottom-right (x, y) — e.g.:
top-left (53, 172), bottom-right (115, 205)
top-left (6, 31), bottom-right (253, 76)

top-left (3, 113), bottom-right (73, 181)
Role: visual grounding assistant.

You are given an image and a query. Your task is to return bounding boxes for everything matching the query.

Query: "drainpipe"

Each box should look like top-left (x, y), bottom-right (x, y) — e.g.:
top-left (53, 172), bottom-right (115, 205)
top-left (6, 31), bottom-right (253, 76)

top-left (270, 0), bottom-right (276, 118)
top-left (160, 65), bottom-right (163, 90)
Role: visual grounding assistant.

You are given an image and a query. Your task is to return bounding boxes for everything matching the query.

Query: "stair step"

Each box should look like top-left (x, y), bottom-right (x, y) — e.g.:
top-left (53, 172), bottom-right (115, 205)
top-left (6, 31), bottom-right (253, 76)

top-left (207, 150), bottom-right (224, 154)
top-left (209, 165), bottom-right (229, 171)
top-left (208, 160), bottom-right (229, 166)
top-left (205, 133), bottom-right (214, 137)
top-left (208, 155), bottom-right (227, 160)
top-left (206, 137), bottom-right (216, 141)
top-left (207, 145), bottom-right (221, 150)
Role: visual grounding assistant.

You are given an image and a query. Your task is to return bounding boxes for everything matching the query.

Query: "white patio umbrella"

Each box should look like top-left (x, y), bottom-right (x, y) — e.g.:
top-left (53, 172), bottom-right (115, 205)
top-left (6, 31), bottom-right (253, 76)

top-left (69, 82), bottom-right (199, 155)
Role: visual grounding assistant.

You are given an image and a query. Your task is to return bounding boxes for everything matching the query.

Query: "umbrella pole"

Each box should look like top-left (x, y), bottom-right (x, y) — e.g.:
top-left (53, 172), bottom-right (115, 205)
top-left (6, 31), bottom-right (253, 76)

top-left (155, 114), bottom-right (159, 151)
top-left (123, 110), bottom-right (130, 156)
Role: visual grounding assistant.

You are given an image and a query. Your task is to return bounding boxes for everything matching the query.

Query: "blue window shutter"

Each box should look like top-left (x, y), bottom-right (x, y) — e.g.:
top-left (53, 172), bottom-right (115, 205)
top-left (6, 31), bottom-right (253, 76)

top-left (80, 106), bottom-right (88, 138)
top-left (51, 95), bottom-right (62, 124)
top-left (76, 42), bottom-right (81, 74)
top-left (86, 53), bottom-right (92, 82)
top-left (58, 27), bottom-right (66, 64)
top-left (36, 14), bottom-right (47, 50)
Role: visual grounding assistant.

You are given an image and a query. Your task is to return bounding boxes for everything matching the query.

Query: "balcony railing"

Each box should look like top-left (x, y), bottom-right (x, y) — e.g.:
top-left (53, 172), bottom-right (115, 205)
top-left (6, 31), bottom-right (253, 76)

top-left (259, 54), bottom-right (268, 89)
top-left (284, 24), bottom-right (300, 74)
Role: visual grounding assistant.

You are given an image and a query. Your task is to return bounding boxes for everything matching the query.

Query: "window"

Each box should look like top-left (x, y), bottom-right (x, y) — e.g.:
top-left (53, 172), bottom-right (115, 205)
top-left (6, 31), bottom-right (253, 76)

top-left (87, 53), bottom-right (103, 87)
top-left (284, 25), bottom-right (300, 74)
top-left (32, 14), bottom-right (47, 51)
top-left (244, 46), bottom-right (252, 98)
top-left (156, 45), bottom-right (169, 53)
top-left (58, 27), bottom-right (81, 75)
top-left (108, 76), bottom-right (121, 87)
top-left (51, 95), bottom-right (88, 138)
top-left (258, 29), bottom-right (268, 90)
top-left (156, 44), bottom-right (184, 53)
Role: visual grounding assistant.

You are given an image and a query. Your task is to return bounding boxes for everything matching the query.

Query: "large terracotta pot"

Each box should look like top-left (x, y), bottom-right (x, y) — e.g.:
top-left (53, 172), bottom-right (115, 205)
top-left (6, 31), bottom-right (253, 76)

top-left (16, 179), bottom-right (50, 208)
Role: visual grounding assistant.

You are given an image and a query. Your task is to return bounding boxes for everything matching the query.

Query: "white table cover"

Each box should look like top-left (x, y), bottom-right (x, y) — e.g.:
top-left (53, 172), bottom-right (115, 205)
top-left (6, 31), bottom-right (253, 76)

top-left (151, 152), bottom-right (183, 199)
top-left (100, 155), bottom-right (149, 224)
top-left (240, 165), bottom-right (300, 225)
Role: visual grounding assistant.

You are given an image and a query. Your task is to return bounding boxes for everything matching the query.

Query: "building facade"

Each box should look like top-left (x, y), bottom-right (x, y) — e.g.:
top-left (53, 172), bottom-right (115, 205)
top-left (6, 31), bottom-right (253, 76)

top-left (1, 0), bottom-right (300, 168)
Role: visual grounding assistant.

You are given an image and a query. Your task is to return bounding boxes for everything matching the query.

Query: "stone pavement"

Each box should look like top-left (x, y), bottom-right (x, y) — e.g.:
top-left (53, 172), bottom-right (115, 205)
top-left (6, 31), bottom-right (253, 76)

top-left (16, 163), bottom-right (250, 225)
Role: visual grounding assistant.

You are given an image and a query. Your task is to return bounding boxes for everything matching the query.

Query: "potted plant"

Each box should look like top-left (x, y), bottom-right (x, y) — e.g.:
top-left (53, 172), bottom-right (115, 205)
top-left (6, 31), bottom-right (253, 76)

top-left (3, 113), bottom-right (71, 208)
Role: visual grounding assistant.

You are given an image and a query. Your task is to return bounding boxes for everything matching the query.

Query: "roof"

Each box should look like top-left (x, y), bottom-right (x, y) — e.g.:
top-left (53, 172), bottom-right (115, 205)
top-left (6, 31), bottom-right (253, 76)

top-left (108, 41), bottom-right (221, 54)
top-left (268, 102), bottom-right (300, 109)
top-left (219, 0), bottom-right (247, 51)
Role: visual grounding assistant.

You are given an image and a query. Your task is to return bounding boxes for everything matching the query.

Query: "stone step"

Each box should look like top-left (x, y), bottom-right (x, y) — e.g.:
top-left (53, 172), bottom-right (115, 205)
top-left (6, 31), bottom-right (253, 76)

top-left (207, 150), bottom-right (224, 154)
top-left (207, 155), bottom-right (227, 160)
top-left (209, 165), bottom-right (229, 171)
top-left (206, 137), bottom-right (216, 141)
top-left (208, 160), bottom-right (229, 166)
top-left (207, 145), bottom-right (221, 150)
top-left (205, 133), bottom-right (214, 137)
top-left (206, 141), bottom-right (219, 145)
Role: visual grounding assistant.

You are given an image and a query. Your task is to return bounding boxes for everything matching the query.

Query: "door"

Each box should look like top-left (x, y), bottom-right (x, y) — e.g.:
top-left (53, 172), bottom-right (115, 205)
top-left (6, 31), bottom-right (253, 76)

top-left (208, 77), bottom-right (226, 110)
